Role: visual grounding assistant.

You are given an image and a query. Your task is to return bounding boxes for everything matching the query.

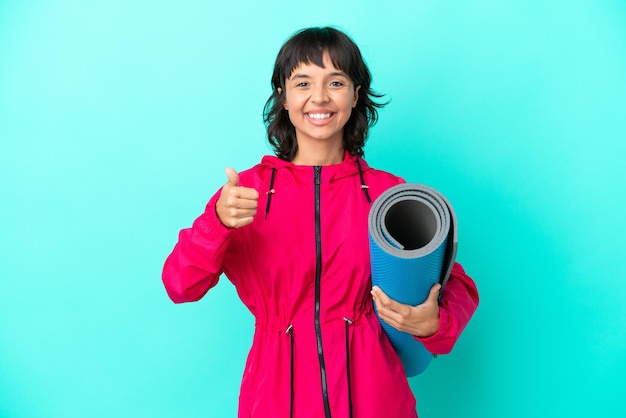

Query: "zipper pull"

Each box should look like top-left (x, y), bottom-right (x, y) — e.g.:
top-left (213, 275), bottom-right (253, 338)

top-left (314, 166), bottom-right (322, 185)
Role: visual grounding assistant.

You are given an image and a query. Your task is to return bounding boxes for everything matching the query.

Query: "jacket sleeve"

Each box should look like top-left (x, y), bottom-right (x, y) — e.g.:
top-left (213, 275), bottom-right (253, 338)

top-left (162, 189), bottom-right (234, 303)
top-left (414, 262), bottom-right (479, 354)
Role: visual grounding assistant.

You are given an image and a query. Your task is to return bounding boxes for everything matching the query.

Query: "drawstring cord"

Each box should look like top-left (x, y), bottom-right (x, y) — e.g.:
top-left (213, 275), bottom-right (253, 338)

top-left (286, 319), bottom-right (353, 418)
top-left (265, 168), bottom-right (276, 219)
top-left (343, 317), bottom-right (354, 418)
top-left (286, 324), bottom-right (294, 418)
top-left (356, 158), bottom-right (372, 204)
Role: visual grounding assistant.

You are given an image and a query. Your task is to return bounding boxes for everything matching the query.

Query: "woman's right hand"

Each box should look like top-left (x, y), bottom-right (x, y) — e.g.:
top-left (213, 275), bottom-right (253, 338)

top-left (215, 167), bottom-right (259, 229)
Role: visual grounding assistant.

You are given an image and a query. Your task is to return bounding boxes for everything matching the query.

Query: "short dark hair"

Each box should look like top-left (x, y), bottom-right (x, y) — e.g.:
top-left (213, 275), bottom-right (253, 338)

top-left (263, 27), bottom-right (385, 161)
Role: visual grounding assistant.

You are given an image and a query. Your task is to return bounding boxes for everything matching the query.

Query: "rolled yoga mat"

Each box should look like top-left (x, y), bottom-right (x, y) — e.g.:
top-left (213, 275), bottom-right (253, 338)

top-left (368, 183), bottom-right (458, 376)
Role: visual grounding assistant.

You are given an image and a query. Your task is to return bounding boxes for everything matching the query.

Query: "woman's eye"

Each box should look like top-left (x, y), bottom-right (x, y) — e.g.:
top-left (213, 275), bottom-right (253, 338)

top-left (330, 81), bottom-right (345, 87)
top-left (296, 82), bottom-right (309, 88)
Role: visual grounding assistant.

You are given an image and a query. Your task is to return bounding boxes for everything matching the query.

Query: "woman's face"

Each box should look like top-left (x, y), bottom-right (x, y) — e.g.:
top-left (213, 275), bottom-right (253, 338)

top-left (282, 51), bottom-right (360, 151)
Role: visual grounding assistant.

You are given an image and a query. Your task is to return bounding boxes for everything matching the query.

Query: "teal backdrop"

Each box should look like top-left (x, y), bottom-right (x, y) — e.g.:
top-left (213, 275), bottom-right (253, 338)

top-left (1, 1), bottom-right (625, 417)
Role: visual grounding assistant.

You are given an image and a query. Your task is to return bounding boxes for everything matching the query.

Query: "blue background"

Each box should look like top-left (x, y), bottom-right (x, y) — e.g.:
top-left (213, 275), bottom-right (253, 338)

top-left (1, 1), bottom-right (625, 417)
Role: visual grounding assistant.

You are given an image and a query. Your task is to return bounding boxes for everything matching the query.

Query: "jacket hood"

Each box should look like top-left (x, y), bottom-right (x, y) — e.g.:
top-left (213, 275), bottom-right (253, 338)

top-left (259, 151), bottom-right (373, 218)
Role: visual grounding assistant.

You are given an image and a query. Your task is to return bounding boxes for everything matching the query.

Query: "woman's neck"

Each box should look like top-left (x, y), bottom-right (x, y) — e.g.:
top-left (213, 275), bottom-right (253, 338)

top-left (291, 142), bottom-right (344, 166)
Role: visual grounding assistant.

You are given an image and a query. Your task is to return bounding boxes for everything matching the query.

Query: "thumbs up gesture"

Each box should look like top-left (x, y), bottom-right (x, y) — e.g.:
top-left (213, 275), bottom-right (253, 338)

top-left (216, 167), bottom-right (260, 229)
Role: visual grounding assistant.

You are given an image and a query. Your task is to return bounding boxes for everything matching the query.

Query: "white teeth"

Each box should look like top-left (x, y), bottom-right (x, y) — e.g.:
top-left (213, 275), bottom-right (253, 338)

top-left (307, 113), bottom-right (332, 119)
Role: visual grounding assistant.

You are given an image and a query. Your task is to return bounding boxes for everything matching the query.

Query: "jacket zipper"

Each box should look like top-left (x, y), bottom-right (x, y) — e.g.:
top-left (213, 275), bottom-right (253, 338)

top-left (314, 166), bottom-right (332, 418)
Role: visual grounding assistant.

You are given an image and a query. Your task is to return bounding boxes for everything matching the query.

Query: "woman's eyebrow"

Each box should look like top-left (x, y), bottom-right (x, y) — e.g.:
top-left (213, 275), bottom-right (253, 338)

top-left (290, 71), bottom-right (348, 80)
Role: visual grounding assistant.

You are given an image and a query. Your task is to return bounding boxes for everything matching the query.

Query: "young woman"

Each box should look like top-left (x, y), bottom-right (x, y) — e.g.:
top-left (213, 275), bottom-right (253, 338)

top-left (162, 26), bottom-right (479, 418)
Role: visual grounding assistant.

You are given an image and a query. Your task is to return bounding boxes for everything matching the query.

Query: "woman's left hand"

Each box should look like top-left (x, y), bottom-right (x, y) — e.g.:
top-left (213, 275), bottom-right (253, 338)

top-left (371, 284), bottom-right (441, 338)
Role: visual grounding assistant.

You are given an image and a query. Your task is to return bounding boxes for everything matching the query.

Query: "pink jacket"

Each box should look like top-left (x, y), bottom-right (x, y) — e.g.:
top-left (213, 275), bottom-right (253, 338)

top-left (163, 152), bottom-right (479, 418)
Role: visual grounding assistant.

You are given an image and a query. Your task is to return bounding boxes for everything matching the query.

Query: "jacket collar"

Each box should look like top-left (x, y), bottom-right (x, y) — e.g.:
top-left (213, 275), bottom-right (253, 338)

top-left (261, 151), bottom-right (369, 182)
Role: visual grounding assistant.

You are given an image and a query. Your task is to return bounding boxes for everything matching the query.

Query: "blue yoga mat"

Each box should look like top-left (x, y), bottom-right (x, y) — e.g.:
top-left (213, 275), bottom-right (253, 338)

top-left (368, 183), bottom-right (458, 376)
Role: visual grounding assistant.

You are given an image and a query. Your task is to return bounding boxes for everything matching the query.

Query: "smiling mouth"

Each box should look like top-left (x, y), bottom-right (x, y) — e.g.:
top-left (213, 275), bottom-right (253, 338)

top-left (306, 112), bottom-right (334, 120)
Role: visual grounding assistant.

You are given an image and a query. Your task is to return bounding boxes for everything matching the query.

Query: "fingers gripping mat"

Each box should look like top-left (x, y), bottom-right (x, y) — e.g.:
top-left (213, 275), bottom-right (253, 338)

top-left (368, 183), bottom-right (458, 376)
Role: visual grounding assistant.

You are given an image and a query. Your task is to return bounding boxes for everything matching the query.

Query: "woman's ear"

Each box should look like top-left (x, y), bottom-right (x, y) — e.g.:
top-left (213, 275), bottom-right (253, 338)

top-left (278, 87), bottom-right (288, 110)
top-left (353, 85), bottom-right (361, 108)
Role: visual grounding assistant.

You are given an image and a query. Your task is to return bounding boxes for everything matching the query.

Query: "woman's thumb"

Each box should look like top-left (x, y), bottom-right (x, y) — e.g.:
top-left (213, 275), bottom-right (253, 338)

top-left (429, 284), bottom-right (442, 302)
top-left (224, 167), bottom-right (239, 187)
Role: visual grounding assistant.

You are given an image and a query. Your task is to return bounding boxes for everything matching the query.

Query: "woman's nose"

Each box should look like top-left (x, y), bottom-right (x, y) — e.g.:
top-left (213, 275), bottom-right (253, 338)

top-left (311, 84), bottom-right (330, 103)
